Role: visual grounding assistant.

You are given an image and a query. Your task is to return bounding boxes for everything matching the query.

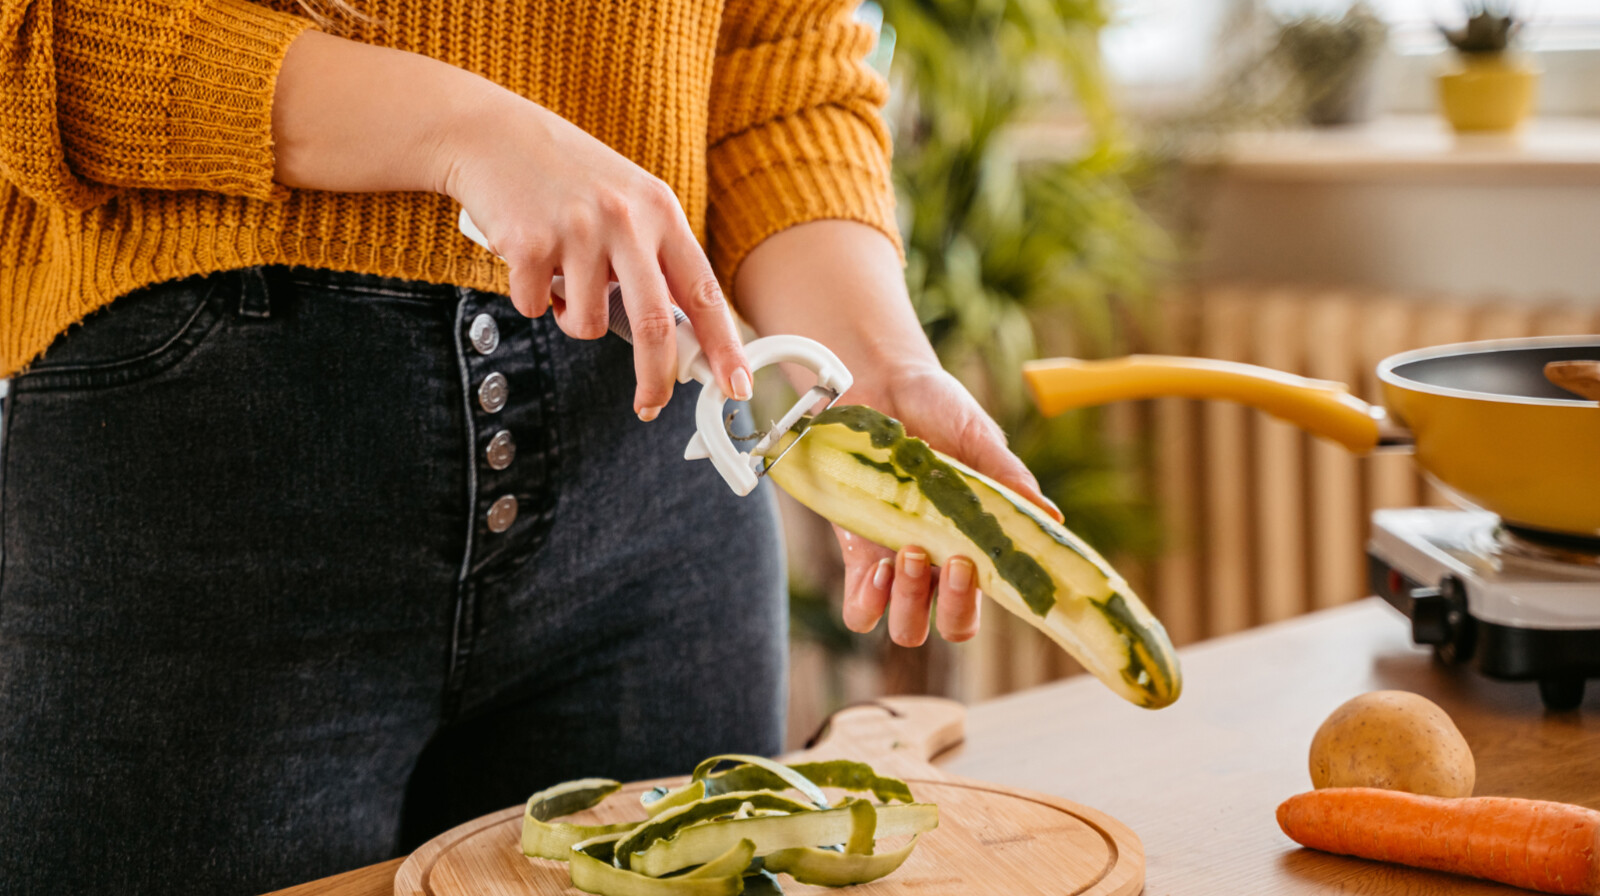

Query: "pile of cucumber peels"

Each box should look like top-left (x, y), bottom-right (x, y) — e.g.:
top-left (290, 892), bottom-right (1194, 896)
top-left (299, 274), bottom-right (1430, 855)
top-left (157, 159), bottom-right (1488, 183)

top-left (522, 754), bottom-right (939, 895)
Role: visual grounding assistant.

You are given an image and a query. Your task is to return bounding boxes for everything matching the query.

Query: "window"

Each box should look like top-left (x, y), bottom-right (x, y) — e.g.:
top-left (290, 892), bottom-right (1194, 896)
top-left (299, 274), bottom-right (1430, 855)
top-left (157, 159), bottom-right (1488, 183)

top-left (1103, 0), bottom-right (1600, 115)
top-left (1269, 0), bottom-right (1600, 52)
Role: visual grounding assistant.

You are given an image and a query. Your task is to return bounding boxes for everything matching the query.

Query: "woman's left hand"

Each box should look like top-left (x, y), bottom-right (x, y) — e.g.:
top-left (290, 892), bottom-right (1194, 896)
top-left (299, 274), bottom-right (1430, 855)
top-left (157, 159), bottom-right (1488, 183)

top-left (733, 220), bottom-right (1061, 648)
top-left (831, 362), bottom-right (1061, 647)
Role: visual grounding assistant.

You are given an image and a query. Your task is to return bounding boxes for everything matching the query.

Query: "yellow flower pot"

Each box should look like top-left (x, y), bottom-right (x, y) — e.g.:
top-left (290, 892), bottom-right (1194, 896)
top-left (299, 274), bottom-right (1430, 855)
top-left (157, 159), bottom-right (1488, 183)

top-left (1437, 54), bottom-right (1539, 132)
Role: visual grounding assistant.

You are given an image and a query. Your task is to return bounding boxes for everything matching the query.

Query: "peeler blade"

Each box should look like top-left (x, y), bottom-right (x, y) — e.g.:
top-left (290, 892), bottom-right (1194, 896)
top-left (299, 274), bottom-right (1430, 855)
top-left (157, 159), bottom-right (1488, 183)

top-left (749, 384), bottom-right (844, 477)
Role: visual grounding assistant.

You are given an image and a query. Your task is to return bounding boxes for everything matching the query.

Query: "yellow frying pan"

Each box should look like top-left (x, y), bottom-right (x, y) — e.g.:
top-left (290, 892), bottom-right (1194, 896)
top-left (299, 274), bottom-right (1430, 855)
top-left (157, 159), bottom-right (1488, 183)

top-left (1023, 336), bottom-right (1600, 538)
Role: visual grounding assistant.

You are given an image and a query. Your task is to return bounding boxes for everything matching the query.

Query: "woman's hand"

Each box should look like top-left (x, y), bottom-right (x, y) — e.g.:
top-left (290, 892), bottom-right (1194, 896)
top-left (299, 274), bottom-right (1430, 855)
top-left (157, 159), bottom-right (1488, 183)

top-left (732, 220), bottom-right (1061, 647)
top-left (438, 96), bottom-right (753, 419)
top-left (270, 31), bottom-right (752, 419)
top-left (832, 363), bottom-right (1060, 647)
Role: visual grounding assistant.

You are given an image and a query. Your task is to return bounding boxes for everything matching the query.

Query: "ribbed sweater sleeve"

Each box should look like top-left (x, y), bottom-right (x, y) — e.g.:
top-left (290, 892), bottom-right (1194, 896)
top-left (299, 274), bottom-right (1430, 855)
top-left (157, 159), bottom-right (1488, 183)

top-left (705, 0), bottom-right (900, 284)
top-left (0, 0), bottom-right (314, 210)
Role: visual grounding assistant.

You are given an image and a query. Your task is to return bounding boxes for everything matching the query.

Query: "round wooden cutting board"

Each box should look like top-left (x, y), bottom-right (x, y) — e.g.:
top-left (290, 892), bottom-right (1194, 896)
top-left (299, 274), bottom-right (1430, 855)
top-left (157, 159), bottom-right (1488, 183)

top-left (395, 698), bottom-right (1143, 896)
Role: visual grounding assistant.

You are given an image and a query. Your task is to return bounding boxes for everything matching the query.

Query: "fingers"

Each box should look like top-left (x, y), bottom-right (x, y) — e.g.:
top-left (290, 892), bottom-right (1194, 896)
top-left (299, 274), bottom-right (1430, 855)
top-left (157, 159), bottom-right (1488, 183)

top-left (887, 547), bottom-right (933, 647)
top-left (839, 527), bottom-right (892, 634)
top-left (552, 251), bottom-right (611, 341)
top-left (880, 550), bottom-right (980, 646)
top-left (507, 257), bottom-right (555, 319)
top-left (838, 528), bottom-right (984, 646)
top-left (844, 556), bottom-right (894, 634)
top-left (658, 218), bottom-right (751, 401)
top-left (935, 557), bottom-right (981, 642)
top-left (611, 245), bottom-right (680, 419)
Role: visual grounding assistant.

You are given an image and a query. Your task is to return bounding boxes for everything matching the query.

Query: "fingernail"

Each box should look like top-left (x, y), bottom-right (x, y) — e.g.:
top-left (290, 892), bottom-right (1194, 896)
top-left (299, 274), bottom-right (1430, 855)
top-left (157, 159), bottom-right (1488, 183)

top-left (730, 367), bottom-right (753, 401)
top-left (902, 549), bottom-right (928, 579)
top-left (638, 406), bottom-right (661, 422)
top-left (1043, 497), bottom-right (1064, 522)
top-left (945, 557), bottom-right (974, 592)
top-left (871, 558), bottom-right (893, 590)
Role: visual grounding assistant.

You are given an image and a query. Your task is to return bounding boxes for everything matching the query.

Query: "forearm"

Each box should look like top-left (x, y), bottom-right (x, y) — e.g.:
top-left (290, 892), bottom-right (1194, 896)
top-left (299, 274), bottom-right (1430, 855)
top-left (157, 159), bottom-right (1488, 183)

top-left (270, 30), bottom-right (506, 196)
top-left (733, 220), bottom-right (936, 404)
top-left (269, 30), bottom-right (752, 410)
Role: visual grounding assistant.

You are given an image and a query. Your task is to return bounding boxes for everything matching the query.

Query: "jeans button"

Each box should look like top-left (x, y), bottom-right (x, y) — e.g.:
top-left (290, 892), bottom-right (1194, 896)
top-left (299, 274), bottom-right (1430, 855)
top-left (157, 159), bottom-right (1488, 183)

top-left (468, 313), bottom-right (500, 354)
top-left (478, 372), bottom-right (509, 413)
top-left (487, 495), bottom-right (518, 533)
top-left (486, 430), bottom-right (516, 471)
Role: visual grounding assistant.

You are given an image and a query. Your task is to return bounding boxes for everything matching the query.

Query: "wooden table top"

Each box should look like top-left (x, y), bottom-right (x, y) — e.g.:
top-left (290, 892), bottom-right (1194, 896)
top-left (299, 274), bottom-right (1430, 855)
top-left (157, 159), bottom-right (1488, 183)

top-left (268, 598), bottom-right (1600, 896)
top-left (944, 598), bottom-right (1600, 895)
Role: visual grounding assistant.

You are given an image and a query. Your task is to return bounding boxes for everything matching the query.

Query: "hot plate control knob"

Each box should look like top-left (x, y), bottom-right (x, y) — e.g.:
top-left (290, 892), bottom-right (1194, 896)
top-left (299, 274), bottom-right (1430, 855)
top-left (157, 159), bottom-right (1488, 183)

top-left (1409, 576), bottom-right (1473, 664)
top-left (1410, 586), bottom-right (1449, 644)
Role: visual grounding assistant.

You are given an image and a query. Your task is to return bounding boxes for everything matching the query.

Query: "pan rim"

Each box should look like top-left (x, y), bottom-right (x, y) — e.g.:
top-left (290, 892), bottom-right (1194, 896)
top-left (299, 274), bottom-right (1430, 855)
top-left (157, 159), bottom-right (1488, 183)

top-left (1376, 335), bottom-right (1600, 407)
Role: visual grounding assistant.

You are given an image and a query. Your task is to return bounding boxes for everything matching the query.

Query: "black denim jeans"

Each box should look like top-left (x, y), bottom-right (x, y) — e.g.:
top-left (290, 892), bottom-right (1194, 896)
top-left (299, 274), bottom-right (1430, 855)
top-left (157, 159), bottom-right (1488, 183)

top-left (0, 267), bottom-right (786, 895)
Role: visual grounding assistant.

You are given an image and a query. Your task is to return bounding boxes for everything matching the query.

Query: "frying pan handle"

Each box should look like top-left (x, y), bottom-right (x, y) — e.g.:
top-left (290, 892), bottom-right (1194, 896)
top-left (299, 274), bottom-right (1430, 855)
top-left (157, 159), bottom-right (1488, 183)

top-left (1023, 355), bottom-right (1383, 454)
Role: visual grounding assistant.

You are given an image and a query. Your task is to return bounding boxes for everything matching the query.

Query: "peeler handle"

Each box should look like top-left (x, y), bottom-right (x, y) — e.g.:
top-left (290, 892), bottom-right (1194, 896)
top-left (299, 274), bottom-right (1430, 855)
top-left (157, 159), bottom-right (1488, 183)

top-left (459, 208), bottom-right (710, 385)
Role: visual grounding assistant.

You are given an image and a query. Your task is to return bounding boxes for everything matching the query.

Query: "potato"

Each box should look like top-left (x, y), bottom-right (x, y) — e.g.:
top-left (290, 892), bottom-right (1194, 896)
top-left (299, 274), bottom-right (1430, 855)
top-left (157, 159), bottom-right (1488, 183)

top-left (1309, 690), bottom-right (1475, 798)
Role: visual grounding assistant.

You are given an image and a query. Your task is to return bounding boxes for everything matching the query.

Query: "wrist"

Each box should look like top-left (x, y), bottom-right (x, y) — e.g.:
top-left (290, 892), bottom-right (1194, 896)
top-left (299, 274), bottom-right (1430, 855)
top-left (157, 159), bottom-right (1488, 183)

top-left (426, 77), bottom-right (529, 202)
top-left (842, 357), bottom-right (949, 417)
top-left (271, 32), bottom-right (523, 197)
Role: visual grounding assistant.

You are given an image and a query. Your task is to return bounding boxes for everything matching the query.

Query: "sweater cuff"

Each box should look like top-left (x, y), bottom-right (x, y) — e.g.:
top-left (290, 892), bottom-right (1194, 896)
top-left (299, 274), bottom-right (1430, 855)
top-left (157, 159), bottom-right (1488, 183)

top-left (706, 107), bottom-right (901, 285)
top-left (165, 0), bottom-right (317, 199)
top-left (57, 0), bottom-right (316, 200)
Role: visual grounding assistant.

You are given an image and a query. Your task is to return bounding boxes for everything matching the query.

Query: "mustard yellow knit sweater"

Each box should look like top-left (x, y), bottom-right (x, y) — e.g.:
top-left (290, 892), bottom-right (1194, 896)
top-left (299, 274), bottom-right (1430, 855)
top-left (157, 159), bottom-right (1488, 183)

top-left (0, 0), bottom-right (898, 376)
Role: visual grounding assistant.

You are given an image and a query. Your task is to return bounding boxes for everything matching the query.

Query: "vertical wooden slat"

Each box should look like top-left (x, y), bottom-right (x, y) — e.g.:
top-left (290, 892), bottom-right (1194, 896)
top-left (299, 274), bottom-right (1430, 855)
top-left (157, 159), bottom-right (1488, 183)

top-left (1007, 614), bottom-right (1050, 691)
top-left (1251, 290), bottom-right (1309, 623)
top-left (1362, 296), bottom-right (1423, 513)
top-left (1535, 304), bottom-right (1600, 340)
top-left (962, 579), bottom-right (1004, 703)
top-left (1151, 292), bottom-right (1205, 646)
top-left (1303, 291), bottom-right (1365, 610)
top-left (1198, 287), bottom-right (1256, 636)
top-left (1410, 297), bottom-right (1477, 508)
top-left (1472, 300), bottom-right (1539, 343)
top-left (1152, 393), bottom-right (1204, 645)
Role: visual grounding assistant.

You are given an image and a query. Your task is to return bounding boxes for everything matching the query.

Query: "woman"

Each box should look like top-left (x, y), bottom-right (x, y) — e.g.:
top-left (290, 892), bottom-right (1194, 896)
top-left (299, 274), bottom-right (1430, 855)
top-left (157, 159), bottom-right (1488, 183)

top-left (0, 1), bottom-right (1058, 892)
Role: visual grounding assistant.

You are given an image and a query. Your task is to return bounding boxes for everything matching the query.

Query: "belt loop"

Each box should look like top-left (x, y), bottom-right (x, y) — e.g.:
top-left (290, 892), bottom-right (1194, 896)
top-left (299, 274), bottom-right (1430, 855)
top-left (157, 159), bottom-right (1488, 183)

top-left (238, 267), bottom-right (272, 319)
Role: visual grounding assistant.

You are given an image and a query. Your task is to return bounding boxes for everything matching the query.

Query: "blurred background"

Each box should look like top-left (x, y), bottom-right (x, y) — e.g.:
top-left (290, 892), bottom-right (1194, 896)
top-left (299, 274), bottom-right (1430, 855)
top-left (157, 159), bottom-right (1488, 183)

top-left (782, 0), bottom-right (1600, 745)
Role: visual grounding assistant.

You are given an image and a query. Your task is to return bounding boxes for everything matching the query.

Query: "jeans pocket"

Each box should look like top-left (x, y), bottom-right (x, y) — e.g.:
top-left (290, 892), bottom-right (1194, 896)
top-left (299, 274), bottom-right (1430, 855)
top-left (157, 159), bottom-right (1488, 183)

top-left (14, 273), bottom-right (228, 393)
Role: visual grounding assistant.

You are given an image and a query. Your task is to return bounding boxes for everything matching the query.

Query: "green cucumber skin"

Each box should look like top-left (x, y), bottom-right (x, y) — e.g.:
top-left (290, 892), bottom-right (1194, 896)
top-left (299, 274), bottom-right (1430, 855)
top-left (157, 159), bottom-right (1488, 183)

top-left (771, 406), bottom-right (1181, 709)
top-left (824, 406), bottom-right (1060, 617)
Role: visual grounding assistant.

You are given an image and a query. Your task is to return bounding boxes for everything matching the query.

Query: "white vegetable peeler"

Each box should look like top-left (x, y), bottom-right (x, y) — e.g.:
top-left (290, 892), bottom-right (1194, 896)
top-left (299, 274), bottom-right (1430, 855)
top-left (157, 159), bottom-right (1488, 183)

top-left (459, 209), bottom-right (852, 496)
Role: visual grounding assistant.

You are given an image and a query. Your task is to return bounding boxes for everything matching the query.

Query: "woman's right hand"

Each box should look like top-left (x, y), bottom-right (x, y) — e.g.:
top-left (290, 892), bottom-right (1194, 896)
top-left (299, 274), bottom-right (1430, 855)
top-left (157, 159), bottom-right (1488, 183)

top-left (439, 94), bottom-right (752, 420)
top-left (271, 31), bottom-right (751, 420)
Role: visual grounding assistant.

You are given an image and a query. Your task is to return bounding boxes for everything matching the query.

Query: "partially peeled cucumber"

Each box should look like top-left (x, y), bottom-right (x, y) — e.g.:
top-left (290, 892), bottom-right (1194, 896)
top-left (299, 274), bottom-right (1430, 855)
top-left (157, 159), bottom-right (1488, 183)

top-left (763, 405), bottom-right (1181, 709)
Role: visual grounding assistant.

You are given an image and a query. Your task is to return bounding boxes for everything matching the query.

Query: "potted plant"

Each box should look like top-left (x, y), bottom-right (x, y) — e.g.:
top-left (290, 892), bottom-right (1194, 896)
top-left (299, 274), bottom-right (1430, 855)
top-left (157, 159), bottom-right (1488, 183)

top-left (1272, 3), bottom-right (1388, 126)
top-left (1437, 2), bottom-right (1538, 132)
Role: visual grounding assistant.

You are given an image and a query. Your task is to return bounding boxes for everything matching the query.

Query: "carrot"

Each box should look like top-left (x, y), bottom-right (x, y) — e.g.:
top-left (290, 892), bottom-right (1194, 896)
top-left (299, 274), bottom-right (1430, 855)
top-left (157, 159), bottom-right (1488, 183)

top-left (1277, 787), bottom-right (1600, 895)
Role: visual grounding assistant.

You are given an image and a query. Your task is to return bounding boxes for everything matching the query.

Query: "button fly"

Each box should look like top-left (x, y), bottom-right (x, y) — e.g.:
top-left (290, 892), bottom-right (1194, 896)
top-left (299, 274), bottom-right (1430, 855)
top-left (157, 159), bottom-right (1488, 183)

top-left (478, 372), bottom-right (509, 413)
top-left (468, 313), bottom-right (500, 354)
top-left (486, 495), bottom-right (518, 533)
top-left (486, 430), bottom-right (516, 470)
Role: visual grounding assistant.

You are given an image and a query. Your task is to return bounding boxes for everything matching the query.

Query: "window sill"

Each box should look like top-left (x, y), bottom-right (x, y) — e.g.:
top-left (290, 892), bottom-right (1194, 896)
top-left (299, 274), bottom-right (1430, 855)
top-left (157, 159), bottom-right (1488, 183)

top-left (1196, 115), bottom-right (1600, 185)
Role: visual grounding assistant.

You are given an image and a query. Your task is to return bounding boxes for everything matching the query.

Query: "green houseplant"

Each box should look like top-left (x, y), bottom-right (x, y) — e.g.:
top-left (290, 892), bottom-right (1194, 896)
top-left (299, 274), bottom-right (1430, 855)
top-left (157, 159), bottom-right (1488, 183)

top-left (879, 0), bottom-right (1167, 558)
top-left (1436, 2), bottom-right (1538, 132)
top-left (1271, 3), bottom-right (1388, 126)
top-left (786, 0), bottom-right (1170, 704)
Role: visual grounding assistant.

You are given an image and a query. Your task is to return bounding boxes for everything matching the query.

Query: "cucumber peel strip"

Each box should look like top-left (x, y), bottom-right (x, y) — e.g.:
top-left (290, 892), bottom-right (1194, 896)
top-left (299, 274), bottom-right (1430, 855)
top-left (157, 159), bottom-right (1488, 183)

top-left (642, 757), bottom-right (912, 818)
top-left (523, 778), bottom-right (639, 860)
top-left (643, 755), bottom-right (831, 817)
top-left (763, 799), bottom-right (923, 886)
top-left (569, 834), bottom-right (752, 896)
top-left (628, 798), bottom-right (938, 878)
top-left (524, 759), bottom-right (939, 895)
top-left (614, 792), bottom-right (815, 869)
